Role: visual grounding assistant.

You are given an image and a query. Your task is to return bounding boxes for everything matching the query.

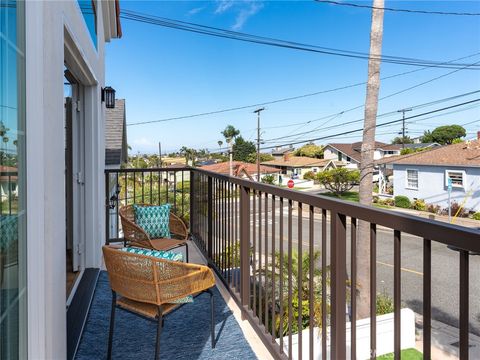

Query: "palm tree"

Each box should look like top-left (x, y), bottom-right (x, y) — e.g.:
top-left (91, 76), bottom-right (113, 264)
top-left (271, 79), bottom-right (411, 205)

top-left (221, 125), bottom-right (240, 143)
top-left (221, 125), bottom-right (240, 176)
top-left (217, 140), bottom-right (223, 150)
top-left (357, 0), bottom-right (385, 319)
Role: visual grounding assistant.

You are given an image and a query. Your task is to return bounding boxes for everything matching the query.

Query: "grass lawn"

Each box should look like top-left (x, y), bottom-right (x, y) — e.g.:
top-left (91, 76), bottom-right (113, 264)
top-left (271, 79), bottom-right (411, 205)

top-left (321, 191), bottom-right (396, 210)
top-left (377, 348), bottom-right (423, 360)
top-left (321, 191), bottom-right (359, 202)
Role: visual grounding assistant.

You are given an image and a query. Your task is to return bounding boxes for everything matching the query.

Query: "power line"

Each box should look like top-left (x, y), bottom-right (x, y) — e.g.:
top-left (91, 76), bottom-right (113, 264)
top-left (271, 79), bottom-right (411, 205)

top-left (262, 98), bottom-right (480, 149)
top-left (262, 90), bottom-right (480, 143)
top-left (127, 52), bottom-right (480, 127)
top-left (315, 0), bottom-right (480, 16)
top-left (120, 9), bottom-right (480, 70)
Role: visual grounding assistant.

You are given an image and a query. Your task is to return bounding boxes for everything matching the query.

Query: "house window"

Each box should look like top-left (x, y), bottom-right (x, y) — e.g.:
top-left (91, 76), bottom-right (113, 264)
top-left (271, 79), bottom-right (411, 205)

top-left (313, 168), bottom-right (318, 173)
top-left (77, 0), bottom-right (97, 48)
top-left (346, 156), bottom-right (351, 162)
top-left (445, 170), bottom-right (465, 188)
top-left (406, 169), bottom-right (418, 189)
top-left (337, 153), bottom-right (342, 161)
top-left (0, 1), bottom-right (27, 358)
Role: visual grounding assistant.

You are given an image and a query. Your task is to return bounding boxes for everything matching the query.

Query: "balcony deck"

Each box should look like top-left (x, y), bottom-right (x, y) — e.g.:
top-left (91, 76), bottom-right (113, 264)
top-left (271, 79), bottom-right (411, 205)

top-left (75, 243), bottom-right (261, 360)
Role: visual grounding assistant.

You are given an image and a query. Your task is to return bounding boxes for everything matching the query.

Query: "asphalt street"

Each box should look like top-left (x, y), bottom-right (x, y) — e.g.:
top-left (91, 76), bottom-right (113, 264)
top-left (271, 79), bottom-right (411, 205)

top-left (236, 200), bottom-right (480, 337)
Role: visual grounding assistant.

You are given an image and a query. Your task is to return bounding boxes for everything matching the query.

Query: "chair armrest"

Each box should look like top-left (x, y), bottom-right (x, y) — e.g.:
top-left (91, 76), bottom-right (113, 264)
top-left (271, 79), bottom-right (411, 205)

top-left (120, 214), bottom-right (152, 248)
top-left (154, 261), bottom-right (215, 304)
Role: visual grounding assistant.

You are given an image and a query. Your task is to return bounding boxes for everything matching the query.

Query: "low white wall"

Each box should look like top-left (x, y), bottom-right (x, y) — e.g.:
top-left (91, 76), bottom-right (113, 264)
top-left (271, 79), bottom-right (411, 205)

top-left (277, 308), bottom-right (416, 360)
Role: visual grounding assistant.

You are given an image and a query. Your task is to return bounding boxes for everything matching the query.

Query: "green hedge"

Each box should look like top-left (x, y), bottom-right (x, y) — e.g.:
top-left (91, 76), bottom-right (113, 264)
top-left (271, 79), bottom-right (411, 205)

top-left (394, 195), bottom-right (411, 209)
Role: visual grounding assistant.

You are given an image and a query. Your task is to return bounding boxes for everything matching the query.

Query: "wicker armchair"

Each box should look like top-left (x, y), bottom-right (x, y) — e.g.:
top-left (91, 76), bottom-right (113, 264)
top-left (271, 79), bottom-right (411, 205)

top-left (119, 204), bottom-right (189, 261)
top-left (102, 245), bottom-right (216, 360)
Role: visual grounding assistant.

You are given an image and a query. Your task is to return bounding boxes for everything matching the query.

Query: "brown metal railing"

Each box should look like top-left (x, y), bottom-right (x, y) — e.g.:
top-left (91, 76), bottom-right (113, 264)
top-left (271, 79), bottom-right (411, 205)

top-left (105, 167), bottom-right (480, 360)
top-left (105, 168), bottom-right (191, 244)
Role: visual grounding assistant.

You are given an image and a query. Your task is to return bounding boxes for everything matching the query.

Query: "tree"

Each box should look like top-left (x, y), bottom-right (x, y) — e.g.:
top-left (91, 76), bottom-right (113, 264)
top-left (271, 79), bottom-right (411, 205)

top-left (245, 152), bottom-right (274, 164)
top-left (217, 140), bottom-right (223, 149)
top-left (358, 0), bottom-right (385, 319)
top-left (421, 125), bottom-right (466, 144)
top-left (391, 136), bottom-right (413, 145)
top-left (294, 143), bottom-right (324, 158)
top-left (317, 168), bottom-right (359, 196)
top-left (232, 136), bottom-right (256, 162)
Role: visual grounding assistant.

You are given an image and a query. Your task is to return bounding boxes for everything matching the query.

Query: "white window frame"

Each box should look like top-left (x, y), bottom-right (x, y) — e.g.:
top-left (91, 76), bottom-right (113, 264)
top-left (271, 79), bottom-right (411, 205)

top-left (405, 168), bottom-right (419, 190)
top-left (445, 169), bottom-right (466, 188)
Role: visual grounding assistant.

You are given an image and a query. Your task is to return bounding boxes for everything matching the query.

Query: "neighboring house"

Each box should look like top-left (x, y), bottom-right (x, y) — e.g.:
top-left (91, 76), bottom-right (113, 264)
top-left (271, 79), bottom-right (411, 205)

top-left (105, 99), bottom-right (128, 169)
top-left (271, 146), bottom-right (294, 160)
top-left (377, 139), bottom-right (480, 211)
top-left (105, 99), bottom-right (128, 240)
top-left (200, 161), bottom-right (281, 181)
top-left (323, 141), bottom-right (398, 168)
top-left (261, 153), bottom-right (341, 179)
top-left (0, 166), bottom-right (18, 202)
top-left (0, 2), bottom-right (122, 360)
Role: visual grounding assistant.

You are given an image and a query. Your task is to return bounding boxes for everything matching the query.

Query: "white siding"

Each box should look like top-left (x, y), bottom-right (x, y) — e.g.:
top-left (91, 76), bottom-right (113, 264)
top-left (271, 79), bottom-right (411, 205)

top-left (26, 1), bottom-right (112, 358)
top-left (393, 164), bottom-right (480, 212)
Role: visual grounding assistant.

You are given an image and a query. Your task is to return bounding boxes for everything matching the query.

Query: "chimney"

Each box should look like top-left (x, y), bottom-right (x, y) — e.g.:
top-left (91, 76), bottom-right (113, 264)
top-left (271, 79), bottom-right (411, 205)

top-left (477, 131), bottom-right (480, 140)
top-left (284, 152), bottom-right (292, 162)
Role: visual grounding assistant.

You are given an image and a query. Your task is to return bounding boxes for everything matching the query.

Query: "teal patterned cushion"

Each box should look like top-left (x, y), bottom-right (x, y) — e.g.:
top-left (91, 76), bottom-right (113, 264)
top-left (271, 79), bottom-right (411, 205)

top-left (133, 204), bottom-right (171, 239)
top-left (120, 247), bottom-right (183, 261)
top-left (0, 215), bottom-right (18, 251)
top-left (119, 247), bottom-right (193, 304)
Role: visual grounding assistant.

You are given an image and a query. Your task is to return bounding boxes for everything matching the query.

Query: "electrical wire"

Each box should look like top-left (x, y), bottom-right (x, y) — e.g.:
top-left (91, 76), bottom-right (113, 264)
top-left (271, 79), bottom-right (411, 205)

top-left (127, 52), bottom-right (480, 127)
top-left (262, 90), bottom-right (480, 143)
top-left (315, 0), bottom-right (480, 16)
top-left (261, 98), bottom-right (480, 150)
top-left (119, 9), bottom-right (480, 70)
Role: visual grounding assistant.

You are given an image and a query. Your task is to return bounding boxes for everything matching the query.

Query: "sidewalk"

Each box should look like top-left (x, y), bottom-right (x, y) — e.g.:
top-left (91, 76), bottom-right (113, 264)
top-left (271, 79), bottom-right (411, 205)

top-left (415, 314), bottom-right (480, 359)
top-left (392, 207), bottom-right (480, 229)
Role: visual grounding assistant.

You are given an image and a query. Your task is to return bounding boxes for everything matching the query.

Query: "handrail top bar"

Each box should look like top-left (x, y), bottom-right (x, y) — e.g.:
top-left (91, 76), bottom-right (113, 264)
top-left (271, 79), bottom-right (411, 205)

top-left (107, 167), bottom-right (480, 251)
top-left (105, 167), bottom-right (191, 174)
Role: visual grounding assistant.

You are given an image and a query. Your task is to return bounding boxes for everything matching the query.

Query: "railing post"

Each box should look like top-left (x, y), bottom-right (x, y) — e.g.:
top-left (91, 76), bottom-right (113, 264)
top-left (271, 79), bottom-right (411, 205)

top-left (330, 210), bottom-right (347, 359)
top-left (189, 170), bottom-right (195, 237)
top-left (207, 176), bottom-right (213, 259)
top-left (105, 171), bottom-right (110, 245)
top-left (239, 185), bottom-right (250, 318)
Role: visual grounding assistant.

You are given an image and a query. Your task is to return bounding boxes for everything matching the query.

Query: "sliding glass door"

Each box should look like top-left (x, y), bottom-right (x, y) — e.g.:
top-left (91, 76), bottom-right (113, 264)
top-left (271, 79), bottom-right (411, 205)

top-left (0, 0), bottom-right (27, 358)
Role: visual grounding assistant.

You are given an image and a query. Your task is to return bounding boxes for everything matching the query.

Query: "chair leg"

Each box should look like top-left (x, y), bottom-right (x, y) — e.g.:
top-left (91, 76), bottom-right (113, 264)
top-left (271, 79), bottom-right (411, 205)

top-left (185, 242), bottom-right (189, 263)
top-left (107, 291), bottom-right (117, 360)
top-left (155, 306), bottom-right (163, 360)
top-left (207, 289), bottom-right (215, 349)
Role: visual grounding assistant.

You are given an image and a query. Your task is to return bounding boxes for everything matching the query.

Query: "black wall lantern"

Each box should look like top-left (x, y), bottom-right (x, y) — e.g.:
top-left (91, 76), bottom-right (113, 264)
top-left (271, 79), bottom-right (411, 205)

top-left (102, 86), bottom-right (116, 108)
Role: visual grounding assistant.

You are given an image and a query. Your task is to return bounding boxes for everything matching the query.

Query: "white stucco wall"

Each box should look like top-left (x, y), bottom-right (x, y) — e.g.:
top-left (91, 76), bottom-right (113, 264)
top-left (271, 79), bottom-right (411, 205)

top-left (26, 1), bottom-right (112, 358)
top-left (393, 164), bottom-right (480, 212)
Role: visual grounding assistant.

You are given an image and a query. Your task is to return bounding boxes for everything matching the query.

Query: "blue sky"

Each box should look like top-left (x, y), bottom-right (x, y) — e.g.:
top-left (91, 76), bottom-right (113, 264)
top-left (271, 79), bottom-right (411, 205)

top-left (105, 1), bottom-right (480, 154)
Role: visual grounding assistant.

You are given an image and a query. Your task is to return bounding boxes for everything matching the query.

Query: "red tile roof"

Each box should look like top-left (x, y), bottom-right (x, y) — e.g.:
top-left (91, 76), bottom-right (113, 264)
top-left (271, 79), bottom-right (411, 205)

top-left (200, 161), bottom-right (280, 175)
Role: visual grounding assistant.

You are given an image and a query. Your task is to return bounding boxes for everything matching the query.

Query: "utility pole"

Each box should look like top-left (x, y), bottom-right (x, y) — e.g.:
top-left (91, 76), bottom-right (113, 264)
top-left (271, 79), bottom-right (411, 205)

top-left (158, 141), bottom-right (162, 167)
top-left (254, 107), bottom-right (265, 182)
top-left (397, 108), bottom-right (412, 149)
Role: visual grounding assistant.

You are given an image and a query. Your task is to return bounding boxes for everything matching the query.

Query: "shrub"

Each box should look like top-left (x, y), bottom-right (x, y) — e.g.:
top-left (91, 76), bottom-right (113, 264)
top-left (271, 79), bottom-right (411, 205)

top-left (411, 199), bottom-right (427, 211)
top-left (473, 212), bottom-right (480, 221)
top-left (261, 174), bottom-right (276, 185)
top-left (442, 201), bottom-right (468, 218)
top-left (376, 292), bottom-right (395, 315)
top-left (373, 195), bottom-right (379, 203)
top-left (427, 204), bottom-right (441, 214)
top-left (394, 195), bottom-right (411, 209)
top-left (303, 171), bottom-right (316, 181)
top-left (377, 198), bottom-right (394, 207)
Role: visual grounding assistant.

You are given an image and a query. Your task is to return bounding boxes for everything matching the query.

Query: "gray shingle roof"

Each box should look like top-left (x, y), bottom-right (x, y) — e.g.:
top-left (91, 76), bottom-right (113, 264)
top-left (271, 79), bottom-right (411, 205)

top-left (105, 99), bottom-right (127, 166)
